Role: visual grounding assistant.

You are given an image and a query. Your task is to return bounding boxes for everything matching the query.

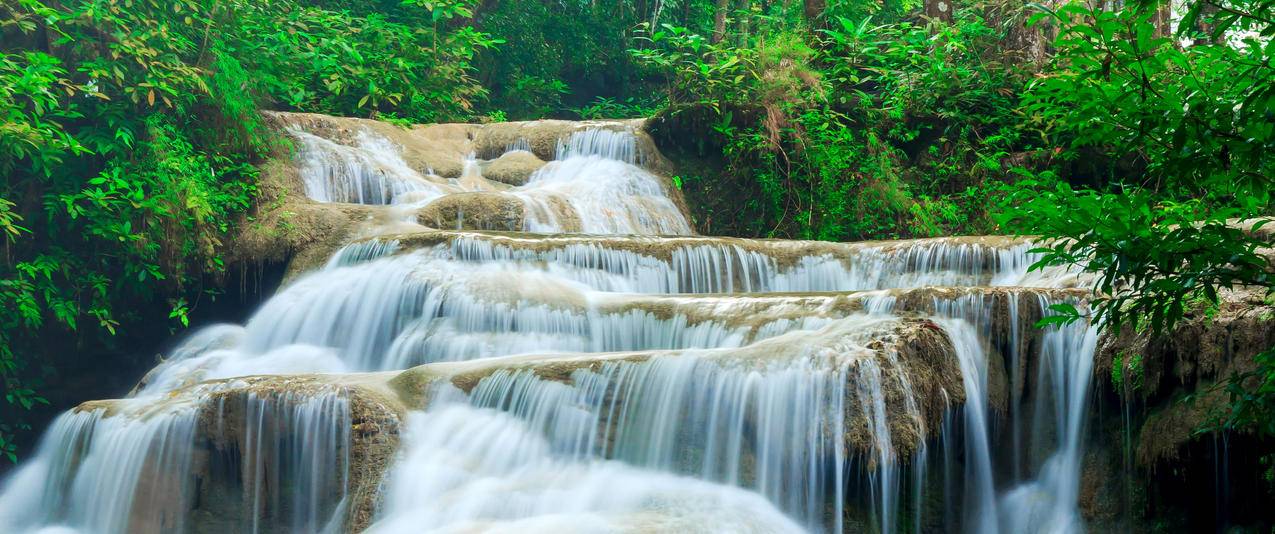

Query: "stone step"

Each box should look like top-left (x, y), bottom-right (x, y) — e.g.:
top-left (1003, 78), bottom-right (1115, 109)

top-left (298, 228), bottom-right (1081, 290)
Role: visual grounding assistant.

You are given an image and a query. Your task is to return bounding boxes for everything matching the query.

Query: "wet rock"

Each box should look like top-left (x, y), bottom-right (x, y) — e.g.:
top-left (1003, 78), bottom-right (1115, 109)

top-left (57, 374), bottom-right (406, 534)
top-left (417, 192), bottom-right (526, 232)
top-left (481, 150), bottom-right (547, 186)
top-left (1097, 287), bottom-right (1275, 467)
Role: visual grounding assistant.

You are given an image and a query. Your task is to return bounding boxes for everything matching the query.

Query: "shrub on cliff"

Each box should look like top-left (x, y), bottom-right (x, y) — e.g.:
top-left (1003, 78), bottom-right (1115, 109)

top-left (0, 0), bottom-right (495, 460)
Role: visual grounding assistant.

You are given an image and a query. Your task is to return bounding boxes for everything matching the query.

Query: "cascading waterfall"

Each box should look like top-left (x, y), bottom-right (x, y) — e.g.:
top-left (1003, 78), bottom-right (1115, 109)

top-left (0, 381), bottom-right (357, 534)
top-left (291, 120), bottom-right (691, 235)
top-left (218, 389), bottom-right (353, 534)
top-left (372, 317), bottom-right (920, 533)
top-left (999, 316), bottom-right (1098, 534)
top-left (939, 319), bottom-right (1000, 533)
top-left (554, 126), bottom-right (645, 164)
top-left (0, 113), bottom-right (1103, 534)
top-left (0, 405), bottom-right (199, 534)
top-left (437, 234), bottom-right (1061, 293)
top-left (293, 129), bottom-right (443, 205)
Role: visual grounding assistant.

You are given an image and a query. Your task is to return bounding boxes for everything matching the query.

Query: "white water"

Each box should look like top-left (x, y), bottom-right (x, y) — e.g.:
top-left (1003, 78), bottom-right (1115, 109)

top-left (294, 123), bottom-right (691, 235)
top-left (368, 405), bottom-right (805, 534)
top-left (371, 316), bottom-right (913, 533)
top-left (0, 406), bottom-right (198, 534)
top-left (224, 389), bottom-right (352, 534)
top-left (999, 317), bottom-right (1098, 534)
top-left (0, 381), bottom-right (355, 534)
top-left (0, 115), bottom-right (1101, 534)
top-left (295, 130), bottom-right (445, 205)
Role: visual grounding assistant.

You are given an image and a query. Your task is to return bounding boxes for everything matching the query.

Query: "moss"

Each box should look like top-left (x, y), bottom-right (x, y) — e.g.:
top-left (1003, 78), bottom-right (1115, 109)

top-left (1097, 287), bottom-right (1275, 467)
top-left (882, 318), bottom-right (966, 455)
top-left (226, 152), bottom-right (382, 280)
top-left (386, 366), bottom-right (444, 409)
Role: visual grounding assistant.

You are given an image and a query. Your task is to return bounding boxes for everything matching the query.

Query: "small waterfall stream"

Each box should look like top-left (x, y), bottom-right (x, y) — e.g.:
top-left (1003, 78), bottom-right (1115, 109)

top-left (0, 115), bottom-right (1097, 534)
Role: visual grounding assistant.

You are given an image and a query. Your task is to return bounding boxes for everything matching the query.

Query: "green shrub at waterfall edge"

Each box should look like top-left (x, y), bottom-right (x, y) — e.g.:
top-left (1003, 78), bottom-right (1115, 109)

top-left (0, 0), bottom-right (495, 461)
top-left (631, 0), bottom-right (1275, 473)
top-left (1000, 0), bottom-right (1275, 457)
top-left (630, 8), bottom-right (1040, 240)
top-left (1, 0), bottom-right (1272, 473)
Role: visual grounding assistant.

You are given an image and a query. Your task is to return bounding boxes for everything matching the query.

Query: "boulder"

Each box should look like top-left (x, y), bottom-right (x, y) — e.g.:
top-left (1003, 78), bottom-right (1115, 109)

top-left (481, 150), bottom-right (546, 186)
top-left (417, 192), bottom-right (526, 232)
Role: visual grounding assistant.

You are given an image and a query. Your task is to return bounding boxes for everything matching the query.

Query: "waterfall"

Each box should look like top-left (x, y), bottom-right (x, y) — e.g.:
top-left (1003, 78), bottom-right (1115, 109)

top-left (367, 406), bottom-right (806, 533)
top-left (554, 126), bottom-right (645, 164)
top-left (940, 319), bottom-right (1000, 533)
top-left (0, 113), bottom-right (1102, 534)
top-left (0, 406), bottom-right (198, 534)
top-left (372, 316), bottom-right (917, 533)
top-left (293, 129), bottom-right (443, 205)
top-left (999, 317), bottom-right (1098, 534)
top-left (290, 121), bottom-right (692, 235)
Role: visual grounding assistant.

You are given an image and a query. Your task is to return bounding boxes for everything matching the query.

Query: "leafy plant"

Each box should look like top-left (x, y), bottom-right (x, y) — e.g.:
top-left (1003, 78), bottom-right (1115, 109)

top-left (576, 96), bottom-right (667, 119)
top-left (633, 9), bottom-right (1034, 240)
top-left (0, 0), bottom-right (505, 459)
top-left (1002, 0), bottom-right (1273, 443)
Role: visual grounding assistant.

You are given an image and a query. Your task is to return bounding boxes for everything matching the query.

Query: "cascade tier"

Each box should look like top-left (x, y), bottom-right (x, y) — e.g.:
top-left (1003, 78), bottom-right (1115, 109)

top-left (0, 112), bottom-right (1102, 534)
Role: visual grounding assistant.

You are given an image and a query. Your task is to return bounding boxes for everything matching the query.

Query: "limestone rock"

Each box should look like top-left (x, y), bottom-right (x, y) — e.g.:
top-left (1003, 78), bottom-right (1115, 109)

top-left (417, 192), bottom-right (526, 232)
top-left (480, 150), bottom-right (546, 186)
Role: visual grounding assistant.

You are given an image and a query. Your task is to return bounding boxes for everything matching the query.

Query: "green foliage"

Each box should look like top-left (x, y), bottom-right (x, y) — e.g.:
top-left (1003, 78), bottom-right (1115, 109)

top-left (635, 9), bottom-right (1035, 240)
top-left (0, 0), bottom-right (269, 459)
top-left (1021, 2), bottom-right (1272, 198)
top-left (1112, 351), bottom-right (1145, 393)
top-left (999, 0), bottom-right (1274, 443)
top-left (1200, 348), bottom-right (1275, 439)
top-left (229, 0), bottom-right (497, 122)
top-left (1007, 187), bottom-right (1270, 333)
top-left (1004, 0), bottom-right (1273, 334)
top-left (632, 24), bottom-right (767, 112)
top-left (0, 0), bottom-right (503, 459)
top-left (576, 96), bottom-right (668, 120)
top-left (471, 1), bottom-right (640, 119)
top-left (501, 75), bottom-right (571, 119)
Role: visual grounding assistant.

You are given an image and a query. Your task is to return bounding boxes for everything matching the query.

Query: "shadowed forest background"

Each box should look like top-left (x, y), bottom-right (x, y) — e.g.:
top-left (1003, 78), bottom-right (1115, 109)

top-left (1, 0), bottom-right (1273, 526)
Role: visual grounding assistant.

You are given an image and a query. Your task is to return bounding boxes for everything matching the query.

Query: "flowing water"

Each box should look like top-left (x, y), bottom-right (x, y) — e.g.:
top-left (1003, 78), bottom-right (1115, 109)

top-left (0, 115), bottom-right (1098, 534)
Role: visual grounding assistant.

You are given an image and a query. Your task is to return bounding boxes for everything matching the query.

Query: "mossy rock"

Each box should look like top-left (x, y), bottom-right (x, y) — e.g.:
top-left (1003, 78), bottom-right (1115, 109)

top-left (417, 192), bottom-right (526, 232)
top-left (481, 150), bottom-right (547, 186)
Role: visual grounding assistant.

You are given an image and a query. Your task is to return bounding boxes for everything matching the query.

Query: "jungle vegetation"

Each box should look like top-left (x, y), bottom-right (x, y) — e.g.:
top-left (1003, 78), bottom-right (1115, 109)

top-left (0, 0), bottom-right (1272, 476)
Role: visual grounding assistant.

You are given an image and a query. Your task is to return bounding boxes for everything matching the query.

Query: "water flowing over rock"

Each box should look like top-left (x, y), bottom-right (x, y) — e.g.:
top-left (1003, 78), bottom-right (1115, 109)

top-left (0, 112), bottom-right (1109, 533)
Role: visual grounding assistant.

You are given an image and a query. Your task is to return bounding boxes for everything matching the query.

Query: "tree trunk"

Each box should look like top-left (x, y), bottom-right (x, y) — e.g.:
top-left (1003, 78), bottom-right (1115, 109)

top-left (712, 0), bottom-right (730, 44)
top-left (924, 0), bottom-right (953, 23)
top-left (802, 0), bottom-right (824, 28)
top-left (1192, 4), bottom-right (1223, 44)
top-left (736, 0), bottom-right (751, 47)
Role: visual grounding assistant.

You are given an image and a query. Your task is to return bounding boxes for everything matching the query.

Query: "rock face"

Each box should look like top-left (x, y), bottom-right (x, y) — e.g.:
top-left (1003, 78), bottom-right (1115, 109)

top-left (4, 375), bottom-right (406, 534)
top-left (1083, 288), bottom-right (1275, 531)
top-left (3, 110), bottom-right (1265, 534)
